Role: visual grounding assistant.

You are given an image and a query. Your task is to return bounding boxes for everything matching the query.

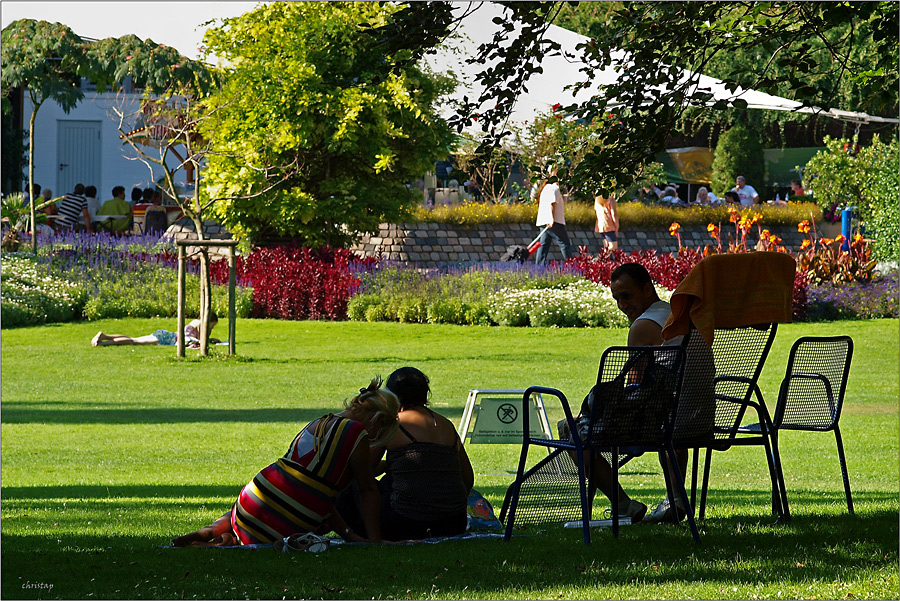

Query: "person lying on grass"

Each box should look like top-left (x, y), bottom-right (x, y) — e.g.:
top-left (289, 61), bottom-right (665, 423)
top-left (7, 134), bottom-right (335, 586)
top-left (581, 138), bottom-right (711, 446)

top-left (336, 367), bottom-right (474, 541)
top-left (91, 312), bottom-right (220, 349)
top-left (172, 377), bottom-right (400, 547)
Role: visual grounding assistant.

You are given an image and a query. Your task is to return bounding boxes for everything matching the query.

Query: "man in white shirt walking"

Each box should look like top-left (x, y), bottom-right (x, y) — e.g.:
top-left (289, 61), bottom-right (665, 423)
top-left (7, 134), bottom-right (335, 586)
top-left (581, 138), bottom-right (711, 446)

top-left (533, 166), bottom-right (575, 265)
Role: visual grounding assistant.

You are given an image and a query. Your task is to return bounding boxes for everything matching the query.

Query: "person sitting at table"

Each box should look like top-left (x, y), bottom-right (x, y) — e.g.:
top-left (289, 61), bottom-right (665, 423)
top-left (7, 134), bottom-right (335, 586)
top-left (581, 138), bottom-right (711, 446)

top-left (143, 187), bottom-right (168, 233)
top-left (789, 178), bottom-right (806, 199)
top-left (84, 185), bottom-right (101, 231)
top-left (173, 377), bottom-right (400, 546)
top-left (131, 187), bottom-right (143, 206)
top-left (91, 312), bottom-right (219, 348)
top-left (695, 187), bottom-right (719, 205)
top-left (97, 186), bottom-right (133, 234)
top-left (722, 191), bottom-right (741, 205)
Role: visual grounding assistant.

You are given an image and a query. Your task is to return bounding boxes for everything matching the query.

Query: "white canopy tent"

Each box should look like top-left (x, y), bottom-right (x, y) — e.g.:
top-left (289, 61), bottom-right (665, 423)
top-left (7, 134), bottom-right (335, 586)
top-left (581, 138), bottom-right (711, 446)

top-left (426, 3), bottom-right (898, 132)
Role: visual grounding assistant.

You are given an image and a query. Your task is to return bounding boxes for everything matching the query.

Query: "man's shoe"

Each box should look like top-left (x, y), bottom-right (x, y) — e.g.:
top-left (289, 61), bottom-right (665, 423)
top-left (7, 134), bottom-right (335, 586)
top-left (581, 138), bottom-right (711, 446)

top-left (604, 499), bottom-right (647, 523)
top-left (643, 498), bottom-right (686, 524)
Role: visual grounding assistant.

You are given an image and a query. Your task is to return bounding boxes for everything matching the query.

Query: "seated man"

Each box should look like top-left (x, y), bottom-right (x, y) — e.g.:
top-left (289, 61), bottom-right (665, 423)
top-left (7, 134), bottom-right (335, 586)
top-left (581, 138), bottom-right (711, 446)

top-left (97, 186), bottom-right (133, 234)
top-left (573, 263), bottom-right (712, 524)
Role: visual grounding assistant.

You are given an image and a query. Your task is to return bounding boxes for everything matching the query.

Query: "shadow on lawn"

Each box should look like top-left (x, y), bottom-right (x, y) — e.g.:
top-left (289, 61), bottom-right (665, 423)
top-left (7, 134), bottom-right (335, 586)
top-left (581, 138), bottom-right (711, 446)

top-left (1, 508), bottom-right (897, 600)
top-left (1, 407), bottom-right (328, 424)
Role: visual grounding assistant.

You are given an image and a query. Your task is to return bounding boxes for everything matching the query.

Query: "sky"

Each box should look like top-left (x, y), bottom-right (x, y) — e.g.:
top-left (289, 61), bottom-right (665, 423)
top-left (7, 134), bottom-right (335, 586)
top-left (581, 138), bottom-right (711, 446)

top-left (0, 2), bottom-right (261, 59)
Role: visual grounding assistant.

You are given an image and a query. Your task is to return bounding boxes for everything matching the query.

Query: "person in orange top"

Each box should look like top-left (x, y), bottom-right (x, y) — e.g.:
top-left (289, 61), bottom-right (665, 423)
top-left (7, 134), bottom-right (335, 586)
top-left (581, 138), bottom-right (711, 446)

top-left (594, 193), bottom-right (620, 251)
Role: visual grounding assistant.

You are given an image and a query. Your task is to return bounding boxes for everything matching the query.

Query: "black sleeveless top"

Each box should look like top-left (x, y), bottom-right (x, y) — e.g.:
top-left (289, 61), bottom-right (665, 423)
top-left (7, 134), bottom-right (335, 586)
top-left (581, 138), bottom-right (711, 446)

top-left (386, 410), bottom-right (468, 521)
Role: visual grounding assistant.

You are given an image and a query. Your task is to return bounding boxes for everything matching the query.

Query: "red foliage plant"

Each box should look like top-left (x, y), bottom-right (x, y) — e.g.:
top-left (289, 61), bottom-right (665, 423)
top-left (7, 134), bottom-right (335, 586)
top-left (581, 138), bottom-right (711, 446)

top-left (210, 245), bottom-right (376, 320)
top-left (567, 247), bottom-right (809, 321)
top-left (567, 247), bottom-right (703, 289)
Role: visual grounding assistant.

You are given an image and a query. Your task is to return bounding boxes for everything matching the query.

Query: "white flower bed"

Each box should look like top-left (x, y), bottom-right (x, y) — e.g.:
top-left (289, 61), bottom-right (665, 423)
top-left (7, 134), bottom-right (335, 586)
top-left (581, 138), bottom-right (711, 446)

top-left (1, 254), bottom-right (84, 327)
top-left (487, 279), bottom-right (672, 327)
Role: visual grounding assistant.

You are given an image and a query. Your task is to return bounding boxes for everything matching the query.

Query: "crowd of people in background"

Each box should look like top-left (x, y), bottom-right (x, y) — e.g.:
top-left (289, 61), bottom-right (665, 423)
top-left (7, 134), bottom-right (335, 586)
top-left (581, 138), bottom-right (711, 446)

top-left (22, 181), bottom-right (171, 235)
top-left (631, 175), bottom-right (806, 208)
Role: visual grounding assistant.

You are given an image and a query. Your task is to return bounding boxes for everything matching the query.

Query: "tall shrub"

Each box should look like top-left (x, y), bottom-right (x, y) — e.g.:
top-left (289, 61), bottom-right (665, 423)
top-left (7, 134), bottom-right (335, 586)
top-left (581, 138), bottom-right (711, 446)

top-left (710, 124), bottom-right (766, 198)
top-left (804, 135), bottom-right (899, 262)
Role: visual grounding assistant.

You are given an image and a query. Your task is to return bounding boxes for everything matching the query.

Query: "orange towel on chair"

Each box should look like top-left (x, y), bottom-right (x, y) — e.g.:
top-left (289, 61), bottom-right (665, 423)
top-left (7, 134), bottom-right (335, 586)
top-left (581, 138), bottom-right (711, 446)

top-left (661, 252), bottom-right (796, 346)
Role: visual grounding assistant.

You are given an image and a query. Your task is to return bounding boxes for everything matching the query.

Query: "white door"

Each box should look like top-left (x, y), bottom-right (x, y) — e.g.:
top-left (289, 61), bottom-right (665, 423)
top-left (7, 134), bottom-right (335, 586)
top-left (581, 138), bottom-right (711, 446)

top-left (57, 120), bottom-right (101, 196)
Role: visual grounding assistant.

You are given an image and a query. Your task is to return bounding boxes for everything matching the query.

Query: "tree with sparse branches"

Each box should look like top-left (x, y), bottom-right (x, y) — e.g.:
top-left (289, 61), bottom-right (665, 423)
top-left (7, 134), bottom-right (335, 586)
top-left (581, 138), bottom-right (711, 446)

top-left (367, 1), bottom-right (898, 196)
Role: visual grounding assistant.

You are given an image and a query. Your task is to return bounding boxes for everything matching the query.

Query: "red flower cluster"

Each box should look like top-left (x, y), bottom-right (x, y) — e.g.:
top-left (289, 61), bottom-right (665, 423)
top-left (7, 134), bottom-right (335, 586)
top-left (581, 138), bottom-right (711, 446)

top-left (566, 248), bottom-right (703, 290)
top-left (210, 245), bottom-right (375, 320)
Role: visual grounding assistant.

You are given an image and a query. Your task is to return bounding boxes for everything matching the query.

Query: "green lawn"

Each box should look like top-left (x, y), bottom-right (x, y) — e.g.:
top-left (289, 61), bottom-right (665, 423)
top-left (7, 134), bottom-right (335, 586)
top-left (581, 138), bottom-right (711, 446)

top-left (2, 318), bottom-right (897, 600)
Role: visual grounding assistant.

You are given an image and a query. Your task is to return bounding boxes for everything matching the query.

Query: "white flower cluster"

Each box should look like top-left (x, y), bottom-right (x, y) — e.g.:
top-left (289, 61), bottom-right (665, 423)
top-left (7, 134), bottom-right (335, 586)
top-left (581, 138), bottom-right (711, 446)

top-left (1, 254), bottom-right (82, 317)
top-left (487, 279), bottom-right (673, 328)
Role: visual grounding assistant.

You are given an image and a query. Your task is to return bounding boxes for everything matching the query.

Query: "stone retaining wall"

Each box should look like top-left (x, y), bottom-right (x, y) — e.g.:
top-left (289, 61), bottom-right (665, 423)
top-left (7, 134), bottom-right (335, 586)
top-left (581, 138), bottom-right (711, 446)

top-left (350, 222), bottom-right (834, 267)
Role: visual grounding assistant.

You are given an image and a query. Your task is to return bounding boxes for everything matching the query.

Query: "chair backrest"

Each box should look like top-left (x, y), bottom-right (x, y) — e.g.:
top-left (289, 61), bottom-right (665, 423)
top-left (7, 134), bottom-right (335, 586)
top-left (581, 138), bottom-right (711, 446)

top-left (774, 336), bottom-right (853, 432)
top-left (675, 323), bottom-right (777, 444)
top-left (582, 345), bottom-right (685, 448)
top-left (145, 210), bottom-right (168, 233)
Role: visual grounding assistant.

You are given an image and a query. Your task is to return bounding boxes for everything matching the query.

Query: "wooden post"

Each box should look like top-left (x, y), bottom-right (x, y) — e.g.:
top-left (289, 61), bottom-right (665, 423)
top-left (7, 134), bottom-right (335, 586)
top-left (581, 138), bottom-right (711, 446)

top-left (176, 244), bottom-right (186, 358)
top-left (176, 239), bottom-right (240, 357)
top-left (228, 245), bottom-right (236, 355)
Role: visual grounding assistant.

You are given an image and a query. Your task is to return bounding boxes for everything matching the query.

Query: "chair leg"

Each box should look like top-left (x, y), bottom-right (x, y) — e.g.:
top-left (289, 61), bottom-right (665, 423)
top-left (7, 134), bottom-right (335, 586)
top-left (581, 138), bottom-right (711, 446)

top-left (576, 447), bottom-right (592, 544)
top-left (610, 448), bottom-right (619, 539)
top-left (834, 427), bottom-right (854, 514)
top-left (503, 440), bottom-right (532, 541)
top-left (761, 427), bottom-right (786, 521)
top-left (700, 448), bottom-right (713, 520)
top-left (769, 431), bottom-right (791, 521)
top-left (690, 448), bottom-right (699, 510)
top-left (668, 445), bottom-right (701, 543)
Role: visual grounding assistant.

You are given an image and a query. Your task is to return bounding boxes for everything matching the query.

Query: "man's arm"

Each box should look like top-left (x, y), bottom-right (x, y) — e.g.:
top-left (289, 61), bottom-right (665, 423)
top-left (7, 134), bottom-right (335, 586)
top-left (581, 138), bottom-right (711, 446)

top-left (81, 207), bottom-right (93, 232)
top-left (627, 318), bottom-right (664, 346)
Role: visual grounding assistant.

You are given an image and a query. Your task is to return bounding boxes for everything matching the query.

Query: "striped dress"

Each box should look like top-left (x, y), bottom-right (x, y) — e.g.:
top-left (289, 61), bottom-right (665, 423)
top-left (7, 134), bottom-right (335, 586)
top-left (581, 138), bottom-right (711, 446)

top-left (230, 415), bottom-right (367, 544)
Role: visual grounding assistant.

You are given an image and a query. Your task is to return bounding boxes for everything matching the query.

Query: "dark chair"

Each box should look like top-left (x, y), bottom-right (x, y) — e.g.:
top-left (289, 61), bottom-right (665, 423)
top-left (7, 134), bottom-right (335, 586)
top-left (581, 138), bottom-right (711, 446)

top-left (500, 345), bottom-right (697, 544)
top-left (676, 323), bottom-right (788, 521)
top-left (144, 209), bottom-right (168, 234)
top-left (767, 336), bottom-right (854, 518)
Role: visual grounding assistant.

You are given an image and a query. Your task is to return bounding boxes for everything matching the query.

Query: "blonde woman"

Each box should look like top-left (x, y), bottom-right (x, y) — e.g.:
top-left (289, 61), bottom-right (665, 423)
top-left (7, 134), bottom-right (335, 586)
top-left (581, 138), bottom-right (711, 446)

top-left (173, 378), bottom-right (400, 546)
top-left (594, 194), bottom-right (620, 251)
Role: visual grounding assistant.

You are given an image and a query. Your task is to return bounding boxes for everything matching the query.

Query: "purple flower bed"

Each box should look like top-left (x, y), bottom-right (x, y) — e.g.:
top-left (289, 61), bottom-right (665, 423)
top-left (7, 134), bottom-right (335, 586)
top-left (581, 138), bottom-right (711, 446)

top-left (806, 273), bottom-right (899, 321)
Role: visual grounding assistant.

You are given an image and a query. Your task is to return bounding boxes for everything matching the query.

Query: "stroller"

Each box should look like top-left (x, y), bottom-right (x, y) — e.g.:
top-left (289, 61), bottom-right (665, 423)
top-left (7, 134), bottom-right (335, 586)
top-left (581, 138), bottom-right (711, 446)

top-left (500, 226), bottom-right (549, 263)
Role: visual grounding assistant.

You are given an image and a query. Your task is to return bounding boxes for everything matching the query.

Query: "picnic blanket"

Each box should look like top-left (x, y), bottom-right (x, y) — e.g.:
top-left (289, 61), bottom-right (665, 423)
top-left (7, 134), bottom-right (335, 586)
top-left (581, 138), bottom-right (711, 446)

top-left (661, 251), bottom-right (796, 346)
top-left (162, 531), bottom-right (507, 551)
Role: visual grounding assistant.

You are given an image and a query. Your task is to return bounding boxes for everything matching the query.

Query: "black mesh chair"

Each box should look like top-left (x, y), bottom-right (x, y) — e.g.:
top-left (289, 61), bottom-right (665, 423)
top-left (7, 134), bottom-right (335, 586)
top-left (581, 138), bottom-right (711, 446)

top-left (500, 345), bottom-right (696, 544)
top-left (676, 323), bottom-right (788, 521)
top-left (767, 336), bottom-right (854, 518)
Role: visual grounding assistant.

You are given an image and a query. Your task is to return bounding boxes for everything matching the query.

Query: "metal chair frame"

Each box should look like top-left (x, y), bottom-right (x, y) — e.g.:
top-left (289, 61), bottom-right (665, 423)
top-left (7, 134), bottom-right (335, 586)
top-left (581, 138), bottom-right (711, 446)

top-left (675, 324), bottom-right (788, 521)
top-left (767, 335), bottom-right (854, 518)
top-left (500, 345), bottom-right (699, 544)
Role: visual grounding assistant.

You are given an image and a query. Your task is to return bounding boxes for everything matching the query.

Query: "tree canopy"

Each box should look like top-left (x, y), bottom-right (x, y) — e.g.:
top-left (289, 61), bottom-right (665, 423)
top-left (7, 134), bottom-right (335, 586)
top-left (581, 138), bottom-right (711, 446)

top-left (370, 1), bottom-right (899, 196)
top-left (199, 1), bottom-right (456, 247)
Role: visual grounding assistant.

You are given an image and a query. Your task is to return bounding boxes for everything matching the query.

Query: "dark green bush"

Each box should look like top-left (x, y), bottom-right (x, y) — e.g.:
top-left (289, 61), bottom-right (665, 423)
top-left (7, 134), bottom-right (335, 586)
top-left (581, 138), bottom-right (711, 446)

top-left (711, 124), bottom-right (766, 199)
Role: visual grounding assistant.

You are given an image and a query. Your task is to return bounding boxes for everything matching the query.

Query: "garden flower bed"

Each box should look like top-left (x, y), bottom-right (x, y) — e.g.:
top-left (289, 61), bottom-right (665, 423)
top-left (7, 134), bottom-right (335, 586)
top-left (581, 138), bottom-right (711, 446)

top-left (2, 227), bottom-right (895, 328)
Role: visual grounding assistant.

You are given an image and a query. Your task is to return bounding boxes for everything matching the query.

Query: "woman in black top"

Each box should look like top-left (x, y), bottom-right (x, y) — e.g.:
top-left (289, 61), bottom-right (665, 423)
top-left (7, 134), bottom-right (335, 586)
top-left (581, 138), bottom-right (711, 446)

top-left (335, 367), bottom-right (475, 540)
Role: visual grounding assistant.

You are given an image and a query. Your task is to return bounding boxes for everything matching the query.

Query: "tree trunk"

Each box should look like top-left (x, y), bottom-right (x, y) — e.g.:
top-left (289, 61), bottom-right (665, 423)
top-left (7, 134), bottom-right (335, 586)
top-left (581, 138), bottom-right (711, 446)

top-left (192, 213), bottom-right (212, 357)
top-left (28, 96), bottom-right (42, 256)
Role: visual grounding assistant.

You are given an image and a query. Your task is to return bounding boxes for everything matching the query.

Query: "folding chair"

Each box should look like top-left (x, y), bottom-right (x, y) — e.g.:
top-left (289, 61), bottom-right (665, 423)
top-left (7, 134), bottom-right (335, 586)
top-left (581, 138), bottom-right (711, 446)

top-left (767, 336), bottom-right (854, 518)
top-left (660, 252), bottom-right (797, 522)
top-left (501, 345), bottom-right (695, 544)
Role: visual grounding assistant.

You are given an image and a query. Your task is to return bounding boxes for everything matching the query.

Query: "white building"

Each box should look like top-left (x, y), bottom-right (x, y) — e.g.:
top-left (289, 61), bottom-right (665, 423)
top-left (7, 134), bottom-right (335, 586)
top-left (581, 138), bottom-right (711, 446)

top-left (21, 78), bottom-right (188, 202)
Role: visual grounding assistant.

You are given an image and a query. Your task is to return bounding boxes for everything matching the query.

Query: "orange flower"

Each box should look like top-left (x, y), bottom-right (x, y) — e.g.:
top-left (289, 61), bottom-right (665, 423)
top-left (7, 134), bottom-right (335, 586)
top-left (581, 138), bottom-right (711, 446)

top-left (669, 222), bottom-right (681, 235)
top-left (760, 229), bottom-right (771, 241)
top-left (801, 239), bottom-right (811, 250)
top-left (727, 206), bottom-right (740, 223)
top-left (820, 237), bottom-right (834, 246)
top-left (797, 220), bottom-right (811, 234)
top-left (752, 212), bottom-right (762, 225)
top-left (769, 235), bottom-right (783, 245)
top-left (707, 223), bottom-right (717, 233)
top-left (853, 233), bottom-right (864, 244)
top-left (834, 234), bottom-right (845, 244)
